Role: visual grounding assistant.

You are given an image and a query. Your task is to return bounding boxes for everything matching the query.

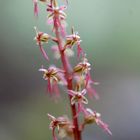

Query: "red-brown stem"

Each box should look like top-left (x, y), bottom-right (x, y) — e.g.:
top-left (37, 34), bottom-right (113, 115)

top-left (54, 17), bottom-right (82, 140)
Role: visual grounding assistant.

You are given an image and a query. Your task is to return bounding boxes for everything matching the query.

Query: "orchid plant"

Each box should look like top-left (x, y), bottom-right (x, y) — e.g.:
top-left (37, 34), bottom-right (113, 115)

top-left (32, 0), bottom-right (112, 140)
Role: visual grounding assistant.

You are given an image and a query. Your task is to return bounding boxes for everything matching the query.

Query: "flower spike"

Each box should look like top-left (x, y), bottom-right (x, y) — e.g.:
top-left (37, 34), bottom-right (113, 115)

top-left (32, 0), bottom-right (112, 139)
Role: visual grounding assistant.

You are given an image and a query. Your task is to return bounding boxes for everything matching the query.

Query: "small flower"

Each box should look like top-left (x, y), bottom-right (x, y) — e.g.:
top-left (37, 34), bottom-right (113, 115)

top-left (47, 0), bottom-right (67, 36)
top-left (64, 27), bottom-right (83, 58)
top-left (39, 66), bottom-right (67, 96)
top-left (34, 26), bottom-right (50, 60)
top-left (68, 89), bottom-right (88, 115)
top-left (68, 89), bottom-right (88, 105)
top-left (34, 27), bottom-right (50, 43)
top-left (73, 56), bottom-right (91, 75)
top-left (83, 108), bottom-right (112, 135)
top-left (48, 114), bottom-right (73, 140)
top-left (48, 114), bottom-right (69, 130)
top-left (47, 1), bottom-right (67, 20)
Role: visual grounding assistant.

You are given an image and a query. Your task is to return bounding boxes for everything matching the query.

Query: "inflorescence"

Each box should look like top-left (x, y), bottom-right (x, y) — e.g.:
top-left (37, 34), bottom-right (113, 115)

top-left (32, 0), bottom-right (112, 140)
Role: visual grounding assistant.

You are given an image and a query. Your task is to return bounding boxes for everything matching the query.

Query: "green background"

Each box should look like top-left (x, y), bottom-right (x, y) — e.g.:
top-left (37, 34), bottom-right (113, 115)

top-left (1, 0), bottom-right (140, 140)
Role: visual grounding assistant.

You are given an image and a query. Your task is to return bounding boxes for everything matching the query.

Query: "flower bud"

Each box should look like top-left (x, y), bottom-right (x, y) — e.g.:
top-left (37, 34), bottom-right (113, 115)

top-left (39, 33), bottom-right (50, 42)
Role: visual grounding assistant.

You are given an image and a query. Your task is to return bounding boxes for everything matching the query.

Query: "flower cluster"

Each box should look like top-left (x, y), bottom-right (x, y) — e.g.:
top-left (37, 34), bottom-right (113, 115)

top-left (32, 0), bottom-right (112, 140)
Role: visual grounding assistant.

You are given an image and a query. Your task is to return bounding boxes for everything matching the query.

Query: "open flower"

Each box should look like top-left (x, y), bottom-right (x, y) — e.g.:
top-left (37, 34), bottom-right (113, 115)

top-left (73, 56), bottom-right (91, 75)
top-left (47, 0), bottom-right (67, 36)
top-left (47, 1), bottom-right (67, 20)
top-left (64, 27), bottom-right (83, 58)
top-left (83, 108), bottom-right (112, 135)
top-left (48, 114), bottom-right (74, 140)
top-left (68, 89), bottom-right (88, 114)
top-left (39, 66), bottom-right (67, 96)
top-left (34, 26), bottom-right (50, 60)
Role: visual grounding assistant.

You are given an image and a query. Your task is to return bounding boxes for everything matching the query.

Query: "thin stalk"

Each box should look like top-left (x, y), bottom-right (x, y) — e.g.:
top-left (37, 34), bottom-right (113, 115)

top-left (54, 17), bottom-right (82, 140)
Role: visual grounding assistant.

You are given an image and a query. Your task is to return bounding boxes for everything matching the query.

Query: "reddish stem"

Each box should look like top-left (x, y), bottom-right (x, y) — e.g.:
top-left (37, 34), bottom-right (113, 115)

top-left (54, 17), bottom-right (82, 140)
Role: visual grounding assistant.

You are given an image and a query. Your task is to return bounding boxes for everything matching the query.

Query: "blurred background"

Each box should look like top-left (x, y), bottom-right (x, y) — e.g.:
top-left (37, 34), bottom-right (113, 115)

top-left (1, 0), bottom-right (140, 140)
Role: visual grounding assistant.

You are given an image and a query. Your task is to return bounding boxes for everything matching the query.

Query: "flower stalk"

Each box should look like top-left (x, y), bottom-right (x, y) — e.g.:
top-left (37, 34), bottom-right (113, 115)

top-left (54, 11), bottom-right (82, 140)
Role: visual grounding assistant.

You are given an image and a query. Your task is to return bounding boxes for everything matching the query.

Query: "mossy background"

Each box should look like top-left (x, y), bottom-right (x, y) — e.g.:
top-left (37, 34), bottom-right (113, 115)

top-left (1, 0), bottom-right (140, 140)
